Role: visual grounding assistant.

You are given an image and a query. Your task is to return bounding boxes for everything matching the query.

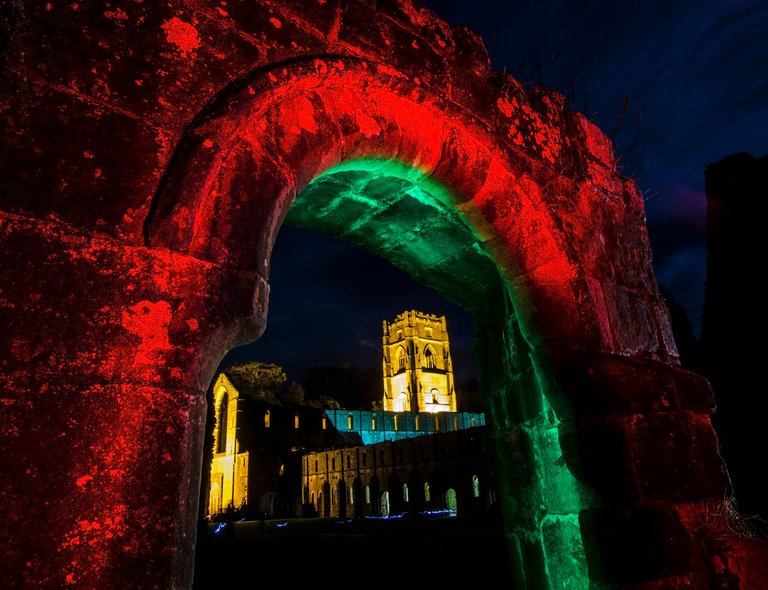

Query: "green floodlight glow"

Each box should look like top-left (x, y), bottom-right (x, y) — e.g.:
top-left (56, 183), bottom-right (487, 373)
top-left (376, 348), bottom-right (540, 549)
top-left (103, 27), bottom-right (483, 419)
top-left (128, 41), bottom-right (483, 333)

top-left (287, 157), bottom-right (593, 589)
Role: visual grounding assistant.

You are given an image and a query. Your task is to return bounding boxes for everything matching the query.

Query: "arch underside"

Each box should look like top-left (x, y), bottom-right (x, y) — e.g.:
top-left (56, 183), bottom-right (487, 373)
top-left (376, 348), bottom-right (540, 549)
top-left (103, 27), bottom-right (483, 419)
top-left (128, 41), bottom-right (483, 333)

top-left (283, 158), bottom-right (590, 586)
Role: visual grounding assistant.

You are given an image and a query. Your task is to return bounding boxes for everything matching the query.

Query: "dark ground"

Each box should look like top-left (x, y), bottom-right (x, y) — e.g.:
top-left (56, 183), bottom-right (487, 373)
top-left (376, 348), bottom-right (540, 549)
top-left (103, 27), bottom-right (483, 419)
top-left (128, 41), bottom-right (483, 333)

top-left (193, 512), bottom-right (515, 588)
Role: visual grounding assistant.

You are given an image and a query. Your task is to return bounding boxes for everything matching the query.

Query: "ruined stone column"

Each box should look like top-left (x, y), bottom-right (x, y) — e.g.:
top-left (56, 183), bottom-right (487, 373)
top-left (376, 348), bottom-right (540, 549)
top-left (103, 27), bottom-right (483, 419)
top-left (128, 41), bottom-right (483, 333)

top-left (0, 215), bottom-right (266, 588)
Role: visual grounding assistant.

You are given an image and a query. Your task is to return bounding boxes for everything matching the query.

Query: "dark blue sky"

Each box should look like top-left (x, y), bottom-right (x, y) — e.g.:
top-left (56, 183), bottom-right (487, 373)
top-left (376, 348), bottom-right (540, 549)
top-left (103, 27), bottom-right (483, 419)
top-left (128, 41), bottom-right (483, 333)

top-left (220, 0), bottom-right (768, 382)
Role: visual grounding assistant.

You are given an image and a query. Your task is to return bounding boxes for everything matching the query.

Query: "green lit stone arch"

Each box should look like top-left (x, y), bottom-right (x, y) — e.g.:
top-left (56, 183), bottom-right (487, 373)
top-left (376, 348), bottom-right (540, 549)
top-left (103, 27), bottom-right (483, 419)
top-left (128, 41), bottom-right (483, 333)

top-left (288, 157), bottom-right (591, 587)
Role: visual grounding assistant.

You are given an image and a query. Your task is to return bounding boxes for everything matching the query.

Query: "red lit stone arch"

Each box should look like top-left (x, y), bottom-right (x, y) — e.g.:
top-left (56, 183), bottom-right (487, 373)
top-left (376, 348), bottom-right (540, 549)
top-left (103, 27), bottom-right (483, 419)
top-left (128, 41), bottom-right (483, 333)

top-left (146, 57), bottom-right (604, 349)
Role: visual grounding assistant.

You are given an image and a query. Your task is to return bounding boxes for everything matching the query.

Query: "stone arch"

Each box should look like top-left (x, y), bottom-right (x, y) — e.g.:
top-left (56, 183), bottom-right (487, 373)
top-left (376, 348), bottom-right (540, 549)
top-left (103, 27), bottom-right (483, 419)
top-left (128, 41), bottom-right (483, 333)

top-left (140, 62), bottom-right (637, 584)
top-left (337, 479), bottom-right (347, 519)
top-left (396, 346), bottom-right (407, 372)
top-left (1, 1), bottom-right (752, 589)
top-left (352, 477), bottom-right (364, 518)
top-left (423, 345), bottom-right (436, 369)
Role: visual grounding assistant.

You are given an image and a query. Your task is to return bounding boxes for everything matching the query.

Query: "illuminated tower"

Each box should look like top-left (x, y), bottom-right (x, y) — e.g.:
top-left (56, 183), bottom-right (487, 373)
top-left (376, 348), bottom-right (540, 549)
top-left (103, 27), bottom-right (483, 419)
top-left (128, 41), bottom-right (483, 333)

top-left (382, 310), bottom-right (456, 413)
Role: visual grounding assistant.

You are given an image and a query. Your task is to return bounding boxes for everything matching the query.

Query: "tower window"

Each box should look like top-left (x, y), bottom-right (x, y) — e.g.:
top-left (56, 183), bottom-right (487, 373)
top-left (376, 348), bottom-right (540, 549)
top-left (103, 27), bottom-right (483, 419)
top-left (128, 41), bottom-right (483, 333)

top-left (315, 460), bottom-right (319, 472)
top-left (435, 415), bottom-right (440, 431)
top-left (424, 347), bottom-right (436, 369)
top-left (346, 455), bottom-right (351, 469)
top-left (471, 418), bottom-right (476, 428)
top-left (397, 348), bottom-right (406, 371)
top-left (453, 416), bottom-right (459, 431)
top-left (264, 409), bottom-right (270, 429)
top-left (472, 475), bottom-right (480, 498)
top-left (348, 486), bottom-right (354, 504)
top-left (402, 483), bottom-right (409, 503)
top-left (372, 416), bottom-right (377, 430)
top-left (322, 416), bottom-right (327, 430)
top-left (415, 415), bottom-right (420, 431)
top-left (331, 457), bottom-right (336, 470)
top-left (347, 414), bottom-right (354, 430)
top-left (393, 414), bottom-right (399, 431)
top-left (424, 482), bottom-right (431, 502)
top-left (294, 413), bottom-right (300, 429)
top-left (365, 485), bottom-right (371, 504)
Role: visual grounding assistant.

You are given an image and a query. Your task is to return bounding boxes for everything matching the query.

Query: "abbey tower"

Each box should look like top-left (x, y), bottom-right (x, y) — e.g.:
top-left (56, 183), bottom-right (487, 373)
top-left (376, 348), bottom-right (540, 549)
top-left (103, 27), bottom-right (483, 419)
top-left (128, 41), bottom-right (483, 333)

top-left (381, 310), bottom-right (457, 413)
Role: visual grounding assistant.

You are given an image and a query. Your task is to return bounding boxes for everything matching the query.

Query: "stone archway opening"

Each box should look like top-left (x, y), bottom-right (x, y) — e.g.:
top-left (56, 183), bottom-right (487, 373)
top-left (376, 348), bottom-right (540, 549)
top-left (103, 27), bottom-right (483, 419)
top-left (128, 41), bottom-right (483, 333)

top-left (234, 156), bottom-right (589, 586)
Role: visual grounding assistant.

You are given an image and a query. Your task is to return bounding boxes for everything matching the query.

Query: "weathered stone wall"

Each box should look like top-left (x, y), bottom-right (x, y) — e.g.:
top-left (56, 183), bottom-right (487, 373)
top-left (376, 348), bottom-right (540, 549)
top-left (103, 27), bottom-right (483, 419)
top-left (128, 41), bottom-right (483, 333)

top-left (303, 427), bottom-right (491, 518)
top-left (2, 1), bottom-right (764, 588)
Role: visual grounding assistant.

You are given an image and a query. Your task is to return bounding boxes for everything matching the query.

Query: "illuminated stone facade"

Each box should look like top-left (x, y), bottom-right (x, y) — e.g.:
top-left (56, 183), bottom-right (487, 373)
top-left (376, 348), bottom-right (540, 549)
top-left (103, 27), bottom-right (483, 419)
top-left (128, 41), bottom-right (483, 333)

top-left (302, 427), bottom-right (494, 518)
top-left (206, 372), bottom-right (349, 519)
top-left (207, 352), bottom-right (485, 519)
top-left (382, 311), bottom-right (456, 413)
top-left (324, 408), bottom-right (484, 445)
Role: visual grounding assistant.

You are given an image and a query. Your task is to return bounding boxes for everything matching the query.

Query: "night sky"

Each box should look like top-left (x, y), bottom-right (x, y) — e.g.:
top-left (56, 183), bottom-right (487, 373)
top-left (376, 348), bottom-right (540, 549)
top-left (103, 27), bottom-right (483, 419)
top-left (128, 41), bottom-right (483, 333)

top-left (219, 0), bottom-right (768, 384)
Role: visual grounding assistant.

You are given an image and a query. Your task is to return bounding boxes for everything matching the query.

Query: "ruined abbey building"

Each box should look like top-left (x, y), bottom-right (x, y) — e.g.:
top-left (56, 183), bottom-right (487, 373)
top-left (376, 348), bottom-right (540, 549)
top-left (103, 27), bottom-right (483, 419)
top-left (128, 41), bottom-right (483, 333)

top-left (3, 1), bottom-right (767, 588)
top-left (206, 311), bottom-right (488, 520)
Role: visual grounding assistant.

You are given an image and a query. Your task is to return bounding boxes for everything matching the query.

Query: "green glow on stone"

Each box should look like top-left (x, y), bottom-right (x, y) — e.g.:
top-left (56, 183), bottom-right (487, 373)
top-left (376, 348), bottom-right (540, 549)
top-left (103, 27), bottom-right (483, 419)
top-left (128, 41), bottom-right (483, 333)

top-left (288, 158), bottom-right (592, 589)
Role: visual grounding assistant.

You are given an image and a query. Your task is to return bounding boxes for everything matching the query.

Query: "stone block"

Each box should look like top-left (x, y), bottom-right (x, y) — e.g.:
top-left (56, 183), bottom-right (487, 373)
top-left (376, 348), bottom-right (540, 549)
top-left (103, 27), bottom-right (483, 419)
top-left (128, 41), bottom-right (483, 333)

top-left (558, 418), bottom-right (639, 502)
top-left (630, 412), bottom-right (729, 502)
top-left (579, 504), bottom-right (692, 584)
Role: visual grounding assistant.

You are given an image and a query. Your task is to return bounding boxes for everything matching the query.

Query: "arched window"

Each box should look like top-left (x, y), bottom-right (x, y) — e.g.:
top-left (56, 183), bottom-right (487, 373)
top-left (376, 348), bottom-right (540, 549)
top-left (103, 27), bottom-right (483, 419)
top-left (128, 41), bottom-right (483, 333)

top-left (216, 393), bottom-right (228, 454)
top-left (294, 413), bottom-right (300, 429)
top-left (414, 415), bottom-right (420, 430)
top-left (322, 415), bottom-right (327, 430)
top-left (331, 457), bottom-right (336, 470)
top-left (424, 347), bottom-right (436, 369)
top-left (347, 414), bottom-right (354, 430)
top-left (348, 486), bottom-right (354, 505)
top-left (402, 483), bottom-right (409, 503)
top-left (396, 347), bottom-right (406, 371)
top-left (393, 414), bottom-right (399, 431)
top-left (315, 460), bottom-right (319, 472)
top-left (264, 409), bottom-right (270, 428)
top-left (365, 485), bottom-right (371, 504)
top-left (471, 417), bottom-right (476, 428)
top-left (332, 488), bottom-right (337, 506)
top-left (346, 455), bottom-right (351, 469)
top-left (453, 416), bottom-right (459, 431)
top-left (445, 489), bottom-right (457, 511)
top-left (371, 415), bottom-right (377, 430)
top-left (434, 415), bottom-right (440, 431)
top-left (424, 482), bottom-right (431, 502)
top-left (394, 393), bottom-right (407, 412)
top-left (472, 475), bottom-right (480, 498)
